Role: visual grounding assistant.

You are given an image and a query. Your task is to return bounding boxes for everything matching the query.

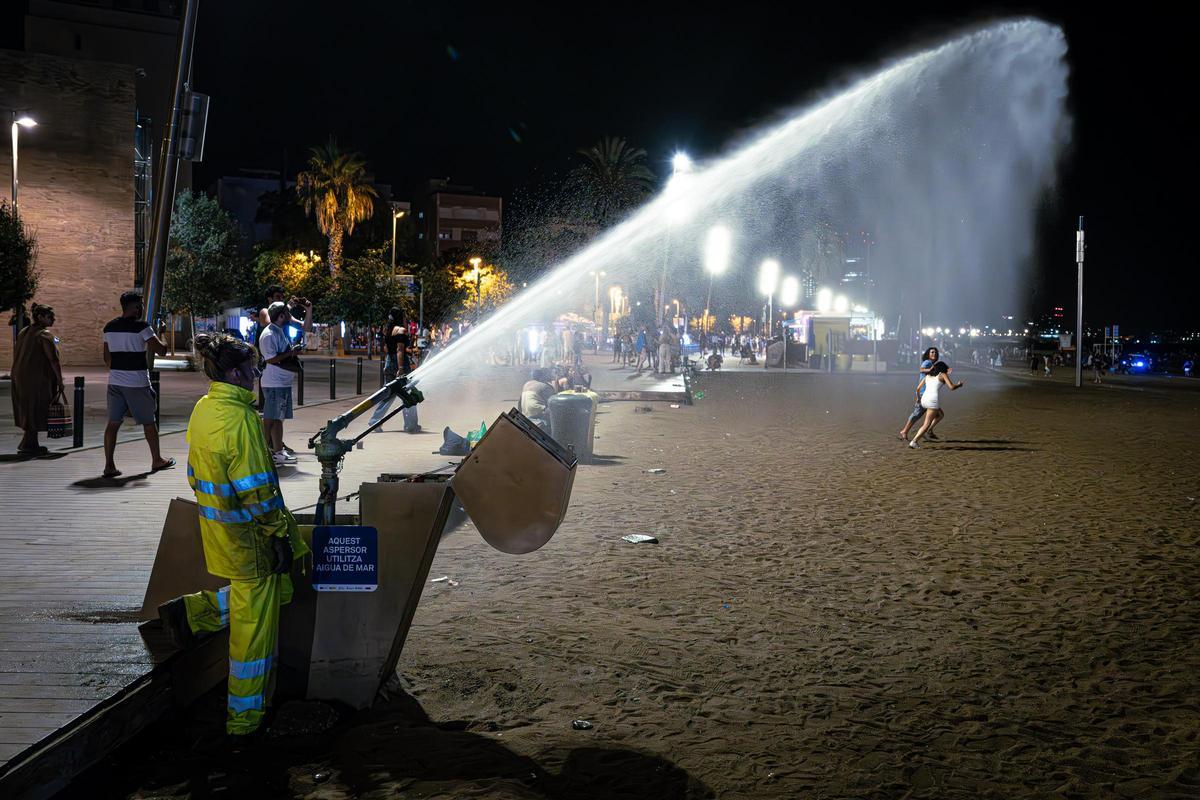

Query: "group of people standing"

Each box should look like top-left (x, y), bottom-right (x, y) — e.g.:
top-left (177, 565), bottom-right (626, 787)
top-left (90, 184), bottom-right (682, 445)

top-left (609, 325), bottom-right (681, 375)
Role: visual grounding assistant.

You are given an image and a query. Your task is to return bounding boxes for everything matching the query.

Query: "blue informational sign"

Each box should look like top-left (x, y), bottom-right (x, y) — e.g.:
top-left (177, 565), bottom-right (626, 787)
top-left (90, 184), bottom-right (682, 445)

top-left (312, 526), bottom-right (378, 592)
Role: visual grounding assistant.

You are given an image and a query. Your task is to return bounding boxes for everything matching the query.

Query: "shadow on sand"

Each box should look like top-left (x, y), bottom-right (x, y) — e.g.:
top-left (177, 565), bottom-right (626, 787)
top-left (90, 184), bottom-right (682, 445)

top-left (71, 472), bottom-right (152, 489)
top-left (0, 451), bottom-right (69, 463)
top-left (62, 684), bottom-right (714, 800)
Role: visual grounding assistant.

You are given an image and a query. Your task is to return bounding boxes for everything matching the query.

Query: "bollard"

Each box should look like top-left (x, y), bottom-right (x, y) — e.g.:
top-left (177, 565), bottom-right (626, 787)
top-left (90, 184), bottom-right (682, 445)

top-left (72, 376), bottom-right (85, 448)
top-left (150, 369), bottom-right (161, 427)
top-left (356, 356), bottom-right (363, 395)
top-left (297, 361), bottom-right (305, 406)
top-left (329, 358), bottom-right (336, 400)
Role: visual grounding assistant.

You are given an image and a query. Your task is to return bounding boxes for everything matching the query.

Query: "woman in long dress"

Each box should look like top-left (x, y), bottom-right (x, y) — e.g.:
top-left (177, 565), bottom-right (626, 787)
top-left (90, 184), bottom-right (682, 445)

top-left (11, 303), bottom-right (64, 456)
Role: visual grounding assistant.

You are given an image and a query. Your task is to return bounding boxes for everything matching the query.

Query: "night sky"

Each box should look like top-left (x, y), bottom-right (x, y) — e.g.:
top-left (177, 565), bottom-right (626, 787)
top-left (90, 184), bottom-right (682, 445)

top-left (9, 2), bottom-right (1195, 330)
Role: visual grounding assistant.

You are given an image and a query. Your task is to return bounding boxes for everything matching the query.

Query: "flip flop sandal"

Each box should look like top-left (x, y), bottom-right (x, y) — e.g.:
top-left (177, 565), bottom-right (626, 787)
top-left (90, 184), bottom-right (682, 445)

top-left (151, 457), bottom-right (177, 473)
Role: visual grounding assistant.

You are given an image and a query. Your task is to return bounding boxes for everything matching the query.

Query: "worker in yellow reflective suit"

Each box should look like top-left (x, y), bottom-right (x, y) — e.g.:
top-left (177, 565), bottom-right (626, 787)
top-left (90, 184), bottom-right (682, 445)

top-left (158, 333), bottom-right (309, 736)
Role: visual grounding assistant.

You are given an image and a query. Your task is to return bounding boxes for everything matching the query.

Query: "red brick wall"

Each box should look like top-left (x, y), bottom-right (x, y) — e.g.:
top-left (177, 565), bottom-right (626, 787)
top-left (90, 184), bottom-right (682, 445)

top-left (0, 49), bottom-right (136, 367)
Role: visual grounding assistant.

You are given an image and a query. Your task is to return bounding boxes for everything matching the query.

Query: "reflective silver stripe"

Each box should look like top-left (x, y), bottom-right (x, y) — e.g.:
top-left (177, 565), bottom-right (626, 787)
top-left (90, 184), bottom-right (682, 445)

top-left (228, 692), bottom-right (264, 714)
top-left (229, 654), bottom-right (273, 680)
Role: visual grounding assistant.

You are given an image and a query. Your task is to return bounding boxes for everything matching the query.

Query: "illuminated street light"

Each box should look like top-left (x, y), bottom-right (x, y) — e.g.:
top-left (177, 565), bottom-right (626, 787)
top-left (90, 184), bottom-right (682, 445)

top-left (833, 294), bottom-right (849, 314)
top-left (702, 226), bottom-right (731, 335)
top-left (758, 259), bottom-right (780, 333)
top-left (816, 287), bottom-right (833, 313)
top-left (780, 276), bottom-right (800, 307)
top-left (469, 256), bottom-right (483, 321)
top-left (671, 152), bottom-right (693, 174)
top-left (9, 110), bottom-right (37, 209)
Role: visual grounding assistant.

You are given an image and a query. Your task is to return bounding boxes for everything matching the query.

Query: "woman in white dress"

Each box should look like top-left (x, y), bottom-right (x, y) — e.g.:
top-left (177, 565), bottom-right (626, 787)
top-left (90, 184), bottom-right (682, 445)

top-left (909, 361), bottom-right (964, 448)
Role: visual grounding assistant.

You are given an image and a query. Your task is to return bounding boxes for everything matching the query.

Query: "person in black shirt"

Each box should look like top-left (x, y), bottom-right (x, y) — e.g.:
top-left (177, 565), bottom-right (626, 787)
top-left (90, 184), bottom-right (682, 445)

top-left (368, 307), bottom-right (420, 432)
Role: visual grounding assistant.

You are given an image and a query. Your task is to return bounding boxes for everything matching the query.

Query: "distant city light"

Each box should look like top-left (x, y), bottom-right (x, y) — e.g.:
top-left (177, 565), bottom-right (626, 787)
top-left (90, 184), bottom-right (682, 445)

top-left (816, 288), bottom-right (833, 313)
top-left (833, 294), bottom-right (849, 314)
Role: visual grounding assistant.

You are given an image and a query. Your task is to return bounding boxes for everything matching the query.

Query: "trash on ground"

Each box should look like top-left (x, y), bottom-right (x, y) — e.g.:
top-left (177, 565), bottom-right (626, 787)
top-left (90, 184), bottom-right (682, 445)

top-left (572, 719), bottom-right (594, 730)
top-left (314, 771), bottom-right (332, 784)
top-left (693, 391), bottom-right (706, 399)
top-left (430, 576), bottom-right (449, 583)
top-left (645, 468), bottom-right (666, 474)
top-left (622, 534), bottom-right (659, 544)
top-left (670, 404), bottom-right (681, 408)
top-left (447, 579), bottom-right (460, 587)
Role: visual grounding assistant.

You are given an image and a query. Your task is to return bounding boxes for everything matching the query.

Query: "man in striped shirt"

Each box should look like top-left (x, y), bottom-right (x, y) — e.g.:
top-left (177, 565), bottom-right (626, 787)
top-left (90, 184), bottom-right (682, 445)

top-left (102, 290), bottom-right (174, 477)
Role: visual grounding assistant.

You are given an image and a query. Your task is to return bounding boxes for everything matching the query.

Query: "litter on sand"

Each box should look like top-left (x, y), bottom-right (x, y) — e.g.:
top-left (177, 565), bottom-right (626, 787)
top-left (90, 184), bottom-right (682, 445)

top-left (645, 468), bottom-right (666, 474)
top-left (670, 404), bottom-right (681, 409)
top-left (572, 719), bottom-right (594, 730)
top-left (430, 576), bottom-right (449, 583)
top-left (622, 534), bottom-right (659, 544)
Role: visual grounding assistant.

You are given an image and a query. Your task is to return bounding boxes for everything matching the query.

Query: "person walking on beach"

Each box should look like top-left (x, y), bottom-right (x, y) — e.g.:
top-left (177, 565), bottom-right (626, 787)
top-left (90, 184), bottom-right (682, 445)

top-left (157, 332), bottom-right (308, 737)
top-left (11, 303), bottom-right (63, 456)
top-left (909, 361), bottom-right (964, 448)
top-left (102, 291), bottom-right (173, 478)
top-left (898, 347), bottom-right (941, 442)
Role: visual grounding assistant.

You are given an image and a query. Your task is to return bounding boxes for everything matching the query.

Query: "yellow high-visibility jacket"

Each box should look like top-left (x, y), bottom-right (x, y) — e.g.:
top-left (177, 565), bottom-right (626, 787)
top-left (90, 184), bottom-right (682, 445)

top-left (185, 381), bottom-right (309, 580)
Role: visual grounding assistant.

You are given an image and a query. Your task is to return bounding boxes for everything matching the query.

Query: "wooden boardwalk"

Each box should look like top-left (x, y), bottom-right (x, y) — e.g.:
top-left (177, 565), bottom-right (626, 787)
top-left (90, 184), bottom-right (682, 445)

top-left (0, 357), bottom-right (681, 796)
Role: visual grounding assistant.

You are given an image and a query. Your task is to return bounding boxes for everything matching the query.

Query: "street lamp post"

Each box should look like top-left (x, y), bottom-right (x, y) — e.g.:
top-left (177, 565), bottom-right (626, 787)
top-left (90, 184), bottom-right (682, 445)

top-left (9, 111), bottom-right (37, 209)
top-left (703, 225), bottom-right (731, 337)
top-left (7, 110), bottom-right (37, 340)
top-left (390, 208), bottom-right (406, 275)
top-left (758, 259), bottom-right (780, 336)
top-left (469, 256), bottom-right (482, 323)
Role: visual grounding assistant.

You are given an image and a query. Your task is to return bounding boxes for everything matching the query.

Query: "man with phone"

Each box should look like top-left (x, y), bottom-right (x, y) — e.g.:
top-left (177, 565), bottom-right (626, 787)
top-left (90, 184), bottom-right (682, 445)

top-left (259, 302), bottom-right (304, 466)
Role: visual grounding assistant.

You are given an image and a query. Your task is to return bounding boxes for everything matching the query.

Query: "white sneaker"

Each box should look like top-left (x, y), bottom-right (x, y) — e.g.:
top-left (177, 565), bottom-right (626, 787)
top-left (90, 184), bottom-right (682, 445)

top-left (908, 440), bottom-right (920, 449)
top-left (273, 451), bottom-right (296, 466)
top-left (281, 445), bottom-right (296, 457)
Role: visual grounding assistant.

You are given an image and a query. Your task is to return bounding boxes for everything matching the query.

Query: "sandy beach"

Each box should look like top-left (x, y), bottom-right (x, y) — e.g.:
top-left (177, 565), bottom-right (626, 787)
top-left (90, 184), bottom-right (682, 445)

top-left (65, 363), bottom-right (1200, 799)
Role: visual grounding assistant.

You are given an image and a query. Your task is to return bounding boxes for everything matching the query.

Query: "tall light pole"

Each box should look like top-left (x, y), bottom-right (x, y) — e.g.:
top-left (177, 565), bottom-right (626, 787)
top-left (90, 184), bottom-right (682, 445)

top-left (780, 276), bottom-right (800, 371)
top-left (658, 152), bottom-right (693, 327)
top-left (703, 225), bottom-right (730, 336)
top-left (1075, 216), bottom-right (1085, 388)
top-left (589, 270), bottom-right (605, 326)
top-left (758, 259), bottom-right (780, 335)
top-left (390, 208), bottom-right (406, 275)
top-left (469, 256), bottom-right (482, 323)
top-left (9, 111), bottom-right (37, 209)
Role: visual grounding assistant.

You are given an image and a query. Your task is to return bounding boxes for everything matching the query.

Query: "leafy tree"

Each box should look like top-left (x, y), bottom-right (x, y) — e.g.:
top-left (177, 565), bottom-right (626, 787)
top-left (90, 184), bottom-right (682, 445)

top-left (163, 192), bottom-right (251, 348)
top-left (248, 247), bottom-right (333, 311)
top-left (322, 247), bottom-right (404, 331)
top-left (296, 138), bottom-right (378, 272)
top-left (406, 261), bottom-right (463, 331)
top-left (0, 201), bottom-right (38, 332)
top-left (568, 137), bottom-right (657, 226)
top-left (254, 186), bottom-right (325, 252)
top-left (450, 258), bottom-right (515, 322)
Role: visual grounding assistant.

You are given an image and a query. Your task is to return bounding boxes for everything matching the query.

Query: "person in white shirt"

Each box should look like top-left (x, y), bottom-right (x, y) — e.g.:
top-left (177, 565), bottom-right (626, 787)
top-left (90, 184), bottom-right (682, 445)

top-left (258, 302), bottom-right (303, 466)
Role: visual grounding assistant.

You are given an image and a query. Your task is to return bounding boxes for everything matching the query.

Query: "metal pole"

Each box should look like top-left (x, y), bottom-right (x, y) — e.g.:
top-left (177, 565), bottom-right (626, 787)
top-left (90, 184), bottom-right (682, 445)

top-left (150, 369), bottom-right (161, 427)
top-left (10, 114), bottom-right (18, 208)
top-left (143, 0), bottom-right (200, 325)
top-left (72, 376), bottom-right (85, 448)
top-left (297, 362), bottom-right (305, 406)
top-left (329, 358), bottom-right (336, 400)
top-left (391, 213), bottom-right (397, 275)
top-left (356, 356), bottom-right (363, 395)
top-left (1075, 216), bottom-right (1085, 389)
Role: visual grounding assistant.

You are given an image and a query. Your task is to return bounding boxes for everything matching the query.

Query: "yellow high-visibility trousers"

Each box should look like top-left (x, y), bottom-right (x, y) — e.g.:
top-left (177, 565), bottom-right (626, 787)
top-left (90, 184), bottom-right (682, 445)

top-left (183, 574), bottom-right (293, 735)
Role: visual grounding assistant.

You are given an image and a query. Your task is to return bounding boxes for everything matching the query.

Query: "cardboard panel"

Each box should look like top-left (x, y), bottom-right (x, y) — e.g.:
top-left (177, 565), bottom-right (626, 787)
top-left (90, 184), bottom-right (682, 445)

top-left (138, 498), bottom-right (224, 620)
top-left (453, 410), bottom-right (576, 555)
top-left (302, 482), bottom-right (453, 708)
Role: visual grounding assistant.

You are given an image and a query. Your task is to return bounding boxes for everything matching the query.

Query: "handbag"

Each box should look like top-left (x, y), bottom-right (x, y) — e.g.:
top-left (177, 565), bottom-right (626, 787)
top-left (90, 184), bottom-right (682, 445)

top-left (47, 389), bottom-right (71, 439)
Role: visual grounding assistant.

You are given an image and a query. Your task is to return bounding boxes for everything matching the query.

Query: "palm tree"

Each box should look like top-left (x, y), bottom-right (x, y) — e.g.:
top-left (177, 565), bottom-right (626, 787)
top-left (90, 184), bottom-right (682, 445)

top-left (570, 137), bottom-right (657, 226)
top-left (296, 139), bottom-right (378, 272)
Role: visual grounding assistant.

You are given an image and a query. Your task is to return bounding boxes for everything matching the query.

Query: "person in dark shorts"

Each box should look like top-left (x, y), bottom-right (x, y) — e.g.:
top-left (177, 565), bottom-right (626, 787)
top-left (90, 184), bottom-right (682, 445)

top-left (102, 290), bottom-right (173, 477)
top-left (369, 307), bottom-right (419, 432)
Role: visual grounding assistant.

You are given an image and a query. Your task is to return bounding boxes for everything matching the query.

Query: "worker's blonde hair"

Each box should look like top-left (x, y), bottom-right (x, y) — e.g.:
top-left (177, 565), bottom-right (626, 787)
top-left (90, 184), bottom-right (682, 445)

top-left (194, 333), bottom-right (255, 382)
